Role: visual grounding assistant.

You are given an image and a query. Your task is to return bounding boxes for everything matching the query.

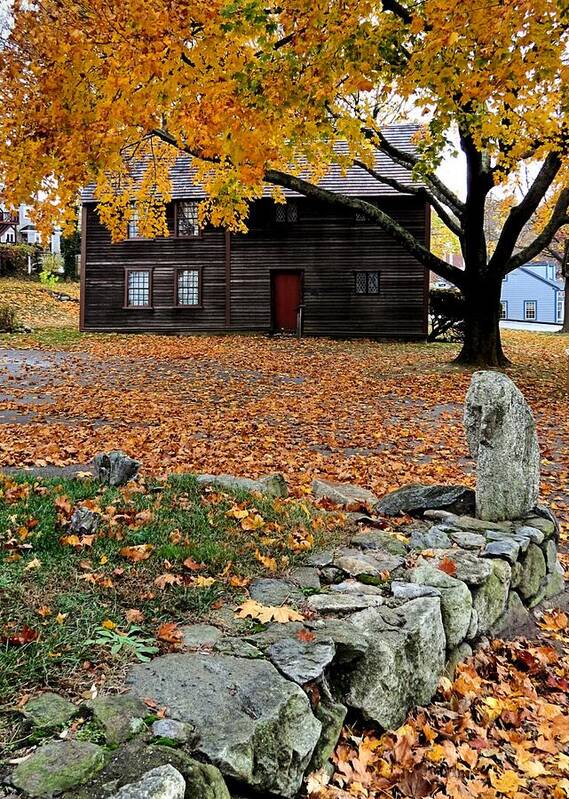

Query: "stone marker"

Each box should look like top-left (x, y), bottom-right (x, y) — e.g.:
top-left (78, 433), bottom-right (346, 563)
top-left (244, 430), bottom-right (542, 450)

top-left (94, 451), bottom-right (140, 487)
top-left (464, 371), bottom-right (540, 522)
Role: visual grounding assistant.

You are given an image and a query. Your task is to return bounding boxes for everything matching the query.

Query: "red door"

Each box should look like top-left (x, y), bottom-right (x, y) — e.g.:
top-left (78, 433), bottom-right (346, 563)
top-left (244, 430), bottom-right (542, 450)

top-left (272, 271), bottom-right (303, 333)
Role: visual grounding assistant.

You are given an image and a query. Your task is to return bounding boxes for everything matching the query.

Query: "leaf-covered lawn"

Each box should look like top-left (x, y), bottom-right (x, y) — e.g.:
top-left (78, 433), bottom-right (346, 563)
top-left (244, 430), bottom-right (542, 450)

top-left (0, 329), bottom-right (567, 531)
top-left (0, 473), bottom-right (341, 716)
top-left (0, 277), bottom-right (80, 329)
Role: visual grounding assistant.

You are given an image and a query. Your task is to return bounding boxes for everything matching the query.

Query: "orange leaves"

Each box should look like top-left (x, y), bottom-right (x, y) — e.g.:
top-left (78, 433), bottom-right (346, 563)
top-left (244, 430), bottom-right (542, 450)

top-left (154, 573), bottom-right (182, 590)
top-left (119, 543), bottom-right (154, 562)
top-left (156, 622), bottom-right (182, 645)
top-left (438, 556), bottom-right (457, 576)
top-left (236, 599), bottom-right (304, 624)
top-left (227, 505), bottom-right (265, 531)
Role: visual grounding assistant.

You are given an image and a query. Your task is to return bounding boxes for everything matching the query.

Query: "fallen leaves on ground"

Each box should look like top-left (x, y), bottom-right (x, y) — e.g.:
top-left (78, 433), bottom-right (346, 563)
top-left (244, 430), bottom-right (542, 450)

top-left (236, 598), bottom-right (304, 624)
top-left (310, 628), bottom-right (569, 799)
top-left (0, 278), bottom-right (79, 328)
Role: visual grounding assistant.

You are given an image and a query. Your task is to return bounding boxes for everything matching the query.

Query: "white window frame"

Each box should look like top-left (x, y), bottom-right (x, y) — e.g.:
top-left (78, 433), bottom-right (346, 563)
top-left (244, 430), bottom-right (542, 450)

top-left (500, 301), bottom-right (508, 320)
top-left (557, 292), bottom-right (565, 323)
top-left (524, 300), bottom-right (537, 321)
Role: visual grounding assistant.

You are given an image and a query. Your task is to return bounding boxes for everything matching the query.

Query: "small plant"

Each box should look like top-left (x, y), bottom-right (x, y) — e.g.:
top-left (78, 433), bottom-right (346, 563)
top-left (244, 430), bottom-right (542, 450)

top-left (87, 625), bottom-right (159, 662)
top-left (0, 304), bottom-right (19, 333)
top-left (39, 252), bottom-right (64, 288)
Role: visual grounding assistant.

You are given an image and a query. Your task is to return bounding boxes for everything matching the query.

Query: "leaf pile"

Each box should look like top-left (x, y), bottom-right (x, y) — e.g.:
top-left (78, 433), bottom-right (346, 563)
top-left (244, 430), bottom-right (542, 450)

top-left (310, 616), bottom-right (569, 799)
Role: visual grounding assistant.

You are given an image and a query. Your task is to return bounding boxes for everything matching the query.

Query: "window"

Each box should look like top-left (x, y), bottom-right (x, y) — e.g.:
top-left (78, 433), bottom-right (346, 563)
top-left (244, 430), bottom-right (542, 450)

top-left (125, 269), bottom-right (151, 308)
top-left (557, 292), bottom-right (565, 323)
top-left (275, 201), bottom-right (298, 224)
top-left (500, 301), bottom-right (508, 320)
top-left (176, 268), bottom-right (201, 306)
top-left (524, 300), bottom-right (537, 321)
top-left (127, 203), bottom-right (139, 239)
top-left (176, 201), bottom-right (200, 238)
top-left (354, 270), bottom-right (380, 295)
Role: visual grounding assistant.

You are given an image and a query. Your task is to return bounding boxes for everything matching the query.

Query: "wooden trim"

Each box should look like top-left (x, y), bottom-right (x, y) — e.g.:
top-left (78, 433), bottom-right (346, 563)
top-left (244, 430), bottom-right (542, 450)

top-left (79, 205), bottom-right (87, 331)
top-left (123, 267), bottom-right (153, 309)
top-left (225, 230), bottom-right (231, 327)
top-left (423, 202), bottom-right (432, 336)
top-left (173, 266), bottom-right (204, 308)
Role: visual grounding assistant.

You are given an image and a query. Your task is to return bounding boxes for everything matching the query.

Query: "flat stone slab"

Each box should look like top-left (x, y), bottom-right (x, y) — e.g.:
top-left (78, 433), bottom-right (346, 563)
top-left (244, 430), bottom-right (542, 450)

top-left (307, 593), bottom-right (384, 614)
top-left (196, 473), bottom-right (288, 498)
top-left (330, 579), bottom-right (384, 595)
top-left (11, 740), bottom-right (105, 797)
top-left (350, 530), bottom-right (408, 556)
top-left (267, 638), bottom-right (335, 684)
top-left (376, 484), bottom-right (475, 517)
top-left (289, 566), bottom-right (321, 590)
top-left (410, 527), bottom-right (452, 550)
top-left (23, 692), bottom-right (77, 729)
top-left (449, 531), bottom-right (486, 550)
top-left (312, 479), bottom-right (379, 508)
top-left (333, 548), bottom-right (404, 578)
top-left (430, 549), bottom-right (494, 586)
top-left (180, 624), bottom-right (223, 648)
top-left (127, 653), bottom-right (321, 798)
top-left (249, 578), bottom-right (304, 606)
top-left (391, 582), bottom-right (441, 600)
top-left (482, 539), bottom-right (521, 564)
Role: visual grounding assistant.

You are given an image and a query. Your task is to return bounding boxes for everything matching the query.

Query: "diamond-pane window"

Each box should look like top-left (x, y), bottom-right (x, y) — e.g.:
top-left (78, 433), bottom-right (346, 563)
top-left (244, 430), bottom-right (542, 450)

top-left (354, 271), bottom-right (380, 295)
top-left (275, 201), bottom-right (298, 224)
top-left (126, 270), bottom-right (150, 307)
top-left (177, 201), bottom-right (200, 237)
top-left (177, 269), bottom-right (200, 306)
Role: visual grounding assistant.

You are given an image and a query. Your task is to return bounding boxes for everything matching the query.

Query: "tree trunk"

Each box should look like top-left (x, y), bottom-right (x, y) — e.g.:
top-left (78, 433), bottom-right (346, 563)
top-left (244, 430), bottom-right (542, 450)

top-left (562, 272), bottom-right (569, 334)
top-left (455, 279), bottom-right (510, 367)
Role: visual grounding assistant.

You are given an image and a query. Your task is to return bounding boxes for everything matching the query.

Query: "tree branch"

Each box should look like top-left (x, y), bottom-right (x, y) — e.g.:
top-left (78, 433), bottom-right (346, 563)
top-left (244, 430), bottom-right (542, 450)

top-left (489, 152), bottom-right (563, 272)
top-left (381, 0), bottom-right (413, 24)
top-left (506, 188), bottom-right (569, 272)
top-left (353, 159), bottom-right (463, 237)
top-left (264, 167), bottom-right (465, 287)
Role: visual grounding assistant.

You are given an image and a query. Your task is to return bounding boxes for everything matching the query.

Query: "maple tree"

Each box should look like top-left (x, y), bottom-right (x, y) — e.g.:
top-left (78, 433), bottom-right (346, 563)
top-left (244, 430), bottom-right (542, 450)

top-left (0, 0), bottom-right (568, 365)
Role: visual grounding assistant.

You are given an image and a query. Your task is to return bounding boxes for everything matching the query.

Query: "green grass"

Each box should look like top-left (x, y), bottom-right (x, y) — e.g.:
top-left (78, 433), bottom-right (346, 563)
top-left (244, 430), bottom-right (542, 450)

top-left (0, 473), bottom-right (345, 715)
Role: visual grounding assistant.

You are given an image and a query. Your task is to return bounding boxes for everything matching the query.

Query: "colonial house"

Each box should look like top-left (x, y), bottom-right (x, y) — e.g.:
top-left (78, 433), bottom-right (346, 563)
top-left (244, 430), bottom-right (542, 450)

top-left (0, 203), bottom-right (61, 253)
top-left (500, 261), bottom-right (564, 326)
top-left (80, 125), bottom-right (430, 338)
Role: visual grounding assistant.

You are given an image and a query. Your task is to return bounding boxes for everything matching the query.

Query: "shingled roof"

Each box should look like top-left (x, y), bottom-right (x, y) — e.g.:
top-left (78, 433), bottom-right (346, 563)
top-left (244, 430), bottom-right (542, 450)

top-left (81, 123), bottom-right (420, 202)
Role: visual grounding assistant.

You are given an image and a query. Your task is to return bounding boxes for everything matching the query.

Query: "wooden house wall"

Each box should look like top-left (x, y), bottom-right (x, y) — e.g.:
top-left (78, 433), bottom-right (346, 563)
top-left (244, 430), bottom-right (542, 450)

top-left (82, 196), bottom-right (428, 337)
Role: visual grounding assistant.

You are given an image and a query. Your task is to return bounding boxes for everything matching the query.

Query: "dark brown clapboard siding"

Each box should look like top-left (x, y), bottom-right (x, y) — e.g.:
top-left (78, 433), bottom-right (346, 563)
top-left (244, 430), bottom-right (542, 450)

top-left (82, 196), bottom-right (428, 338)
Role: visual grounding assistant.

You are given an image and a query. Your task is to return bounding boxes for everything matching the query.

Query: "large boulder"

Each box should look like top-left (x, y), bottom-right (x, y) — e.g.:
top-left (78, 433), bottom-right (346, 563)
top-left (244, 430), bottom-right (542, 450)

top-left (464, 371), bottom-right (540, 522)
top-left (127, 653), bottom-right (321, 798)
top-left (408, 561), bottom-right (473, 649)
top-left (338, 597), bottom-right (446, 729)
top-left (376, 484), bottom-right (475, 517)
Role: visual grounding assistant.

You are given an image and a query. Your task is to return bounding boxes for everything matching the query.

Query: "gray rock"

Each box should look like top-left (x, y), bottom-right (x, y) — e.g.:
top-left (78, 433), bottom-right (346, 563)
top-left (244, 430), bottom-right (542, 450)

top-left (391, 582), bottom-right (441, 601)
top-left (431, 549), bottom-right (493, 586)
top-left (512, 534), bottom-right (531, 553)
top-left (152, 719), bottom-right (194, 743)
top-left (267, 638), bottom-right (335, 684)
top-left (22, 692), bottom-right (77, 729)
top-left (376, 484), bottom-right (475, 517)
top-left (515, 525), bottom-right (545, 545)
top-left (408, 561), bottom-right (473, 649)
top-left (330, 579), bottom-right (384, 595)
top-left (449, 531), bottom-right (486, 550)
top-left (473, 559), bottom-right (511, 633)
top-left (541, 563), bottom-right (566, 601)
top-left (11, 741), bottom-right (105, 797)
top-left (307, 593), bottom-right (384, 614)
top-left (350, 529), bottom-right (408, 556)
top-left (339, 598), bottom-right (445, 729)
top-left (544, 540), bottom-right (558, 573)
top-left (528, 503), bottom-right (560, 537)
top-left (86, 695), bottom-right (148, 745)
top-left (289, 566), bottom-right (321, 590)
top-left (69, 507), bottom-right (100, 537)
top-left (466, 608), bottom-right (479, 640)
top-left (109, 765), bottom-right (185, 799)
top-left (511, 561), bottom-right (523, 589)
top-left (425, 510), bottom-right (513, 533)
top-left (195, 473), bottom-right (288, 498)
top-left (482, 538), bottom-right (521, 564)
top-left (94, 450), bottom-right (140, 487)
top-left (306, 550), bottom-right (334, 568)
top-left (244, 622), bottom-right (306, 652)
top-left (310, 692), bottom-right (347, 771)
top-left (445, 643), bottom-right (473, 677)
top-left (523, 516), bottom-right (556, 538)
top-left (333, 547), bottom-right (404, 578)
top-left (249, 578), bottom-right (303, 606)
top-left (312, 479), bottom-right (379, 508)
top-left (489, 591), bottom-right (533, 638)
top-left (464, 371), bottom-right (540, 522)
top-left (308, 619), bottom-right (369, 663)
top-left (319, 566), bottom-right (345, 585)
top-left (213, 639), bottom-right (264, 659)
top-left (410, 527), bottom-right (452, 550)
top-left (518, 543), bottom-right (547, 600)
top-left (180, 624), bottom-right (222, 648)
top-left (127, 654), bottom-right (321, 798)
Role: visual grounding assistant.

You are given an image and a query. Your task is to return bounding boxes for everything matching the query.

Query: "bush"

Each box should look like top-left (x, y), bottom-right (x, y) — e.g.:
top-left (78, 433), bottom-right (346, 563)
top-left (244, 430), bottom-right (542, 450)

top-left (429, 287), bottom-right (466, 342)
top-left (0, 243), bottom-right (40, 277)
top-left (39, 252), bottom-right (64, 288)
top-left (0, 304), bottom-right (19, 333)
top-left (61, 227), bottom-right (81, 280)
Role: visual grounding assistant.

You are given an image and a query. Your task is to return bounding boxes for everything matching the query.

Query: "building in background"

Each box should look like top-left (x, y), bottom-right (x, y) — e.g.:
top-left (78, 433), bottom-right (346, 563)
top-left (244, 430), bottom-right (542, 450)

top-left (500, 261), bottom-right (564, 326)
top-left (0, 204), bottom-right (60, 253)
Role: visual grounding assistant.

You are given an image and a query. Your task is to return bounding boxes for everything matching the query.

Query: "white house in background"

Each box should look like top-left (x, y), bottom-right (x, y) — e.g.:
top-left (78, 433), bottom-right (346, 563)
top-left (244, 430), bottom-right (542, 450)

top-left (0, 204), bottom-right (61, 253)
top-left (500, 261), bottom-right (564, 326)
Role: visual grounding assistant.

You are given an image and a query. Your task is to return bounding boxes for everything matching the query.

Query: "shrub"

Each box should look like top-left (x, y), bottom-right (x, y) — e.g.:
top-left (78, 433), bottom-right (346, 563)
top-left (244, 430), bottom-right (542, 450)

top-left (429, 287), bottom-right (466, 342)
top-left (0, 243), bottom-right (39, 277)
top-left (61, 226), bottom-right (81, 280)
top-left (39, 252), bottom-right (64, 288)
top-left (0, 304), bottom-right (19, 333)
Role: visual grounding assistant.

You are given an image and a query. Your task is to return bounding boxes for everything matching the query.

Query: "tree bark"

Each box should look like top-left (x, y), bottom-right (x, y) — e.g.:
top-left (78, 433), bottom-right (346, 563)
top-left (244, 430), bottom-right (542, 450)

top-left (455, 277), bottom-right (509, 367)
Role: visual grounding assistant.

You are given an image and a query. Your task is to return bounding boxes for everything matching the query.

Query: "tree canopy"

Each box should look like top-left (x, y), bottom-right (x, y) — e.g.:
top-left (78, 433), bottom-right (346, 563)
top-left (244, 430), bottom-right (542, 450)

top-left (1, 0), bottom-right (568, 362)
